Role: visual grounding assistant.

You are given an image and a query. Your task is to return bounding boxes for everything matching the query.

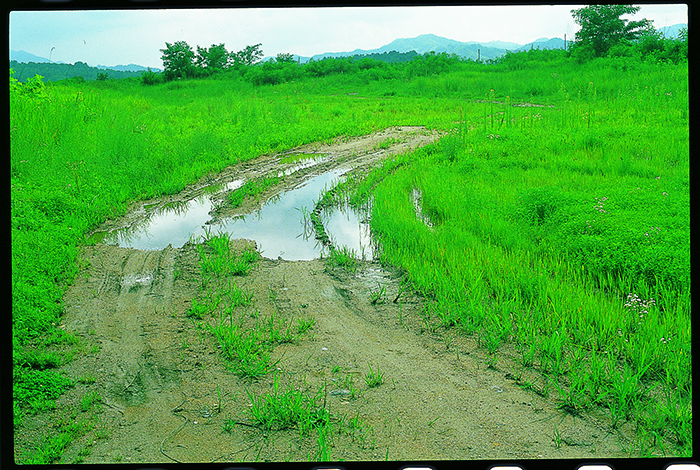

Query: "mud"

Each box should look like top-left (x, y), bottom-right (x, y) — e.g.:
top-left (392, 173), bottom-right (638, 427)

top-left (17, 127), bottom-right (633, 464)
top-left (91, 126), bottom-right (441, 251)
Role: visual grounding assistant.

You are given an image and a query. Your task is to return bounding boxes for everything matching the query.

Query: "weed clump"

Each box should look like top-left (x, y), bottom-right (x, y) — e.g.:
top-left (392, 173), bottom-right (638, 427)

top-left (247, 374), bottom-right (329, 434)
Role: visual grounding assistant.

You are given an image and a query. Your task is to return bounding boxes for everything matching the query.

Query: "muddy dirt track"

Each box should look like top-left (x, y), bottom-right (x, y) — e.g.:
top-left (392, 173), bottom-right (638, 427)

top-left (18, 127), bottom-right (630, 464)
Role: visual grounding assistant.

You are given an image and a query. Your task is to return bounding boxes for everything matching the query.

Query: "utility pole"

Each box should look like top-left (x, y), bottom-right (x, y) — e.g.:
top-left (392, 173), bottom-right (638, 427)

top-left (564, 34), bottom-right (567, 51)
top-left (477, 48), bottom-right (480, 62)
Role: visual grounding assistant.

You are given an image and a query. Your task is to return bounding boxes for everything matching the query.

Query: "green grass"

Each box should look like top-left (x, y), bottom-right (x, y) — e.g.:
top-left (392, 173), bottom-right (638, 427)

top-left (80, 390), bottom-right (102, 412)
top-left (13, 368), bottom-right (74, 417)
top-left (246, 374), bottom-right (329, 434)
top-left (189, 231), bottom-right (312, 379)
top-left (326, 246), bottom-right (358, 273)
top-left (364, 363), bottom-right (384, 388)
top-left (279, 152), bottom-right (325, 164)
top-left (361, 59), bottom-right (689, 455)
top-left (228, 173), bottom-right (281, 208)
top-left (11, 50), bottom-right (689, 460)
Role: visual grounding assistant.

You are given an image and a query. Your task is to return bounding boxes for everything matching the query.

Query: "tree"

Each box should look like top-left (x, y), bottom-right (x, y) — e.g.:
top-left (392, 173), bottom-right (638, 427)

top-left (196, 43), bottom-right (229, 71)
top-left (160, 41), bottom-right (195, 80)
top-left (275, 52), bottom-right (295, 64)
top-left (231, 44), bottom-right (264, 67)
top-left (571, 5), bottom-right (653, 57)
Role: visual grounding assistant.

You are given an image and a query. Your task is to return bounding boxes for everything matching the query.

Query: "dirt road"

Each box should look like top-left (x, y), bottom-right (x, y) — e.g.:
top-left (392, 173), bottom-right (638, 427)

top-left (19, 127), bottom-right (628, 464)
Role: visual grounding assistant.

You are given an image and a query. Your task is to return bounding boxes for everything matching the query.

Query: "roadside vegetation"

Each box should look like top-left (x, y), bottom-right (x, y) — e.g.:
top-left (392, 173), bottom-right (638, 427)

top-left (11, 9), bottom-right (688, 462)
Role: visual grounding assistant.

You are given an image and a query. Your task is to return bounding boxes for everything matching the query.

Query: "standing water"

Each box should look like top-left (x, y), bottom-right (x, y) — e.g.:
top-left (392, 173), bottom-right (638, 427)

top-left (93, 169), bottom-right (373, 261)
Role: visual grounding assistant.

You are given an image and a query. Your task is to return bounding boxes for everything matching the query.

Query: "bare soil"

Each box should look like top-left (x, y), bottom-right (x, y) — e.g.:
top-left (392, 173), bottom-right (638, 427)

top-left (18, 127), bottom-right (630, 464)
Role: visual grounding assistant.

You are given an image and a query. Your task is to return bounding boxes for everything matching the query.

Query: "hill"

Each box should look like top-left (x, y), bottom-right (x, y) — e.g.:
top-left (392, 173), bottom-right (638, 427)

top-left (95, 63), bottom-right (161, 73)
top-left (9, 50), bottom-right (161, 77)
top-left (9, 59), bottom-right (150, 82)
top-left (306, 24), bottom-right (683, 63)
top-left (309, 33), bottom-right (560, 62)
top-left (657, 23), bottom-right (687, 38)
top-left (10, 49), bottom-right (62, 64)
top-left (517, 37), bottom-right (566, 51)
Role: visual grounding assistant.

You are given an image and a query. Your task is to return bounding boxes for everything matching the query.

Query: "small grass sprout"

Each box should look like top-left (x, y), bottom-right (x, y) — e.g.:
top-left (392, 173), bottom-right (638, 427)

top-left (81, 391), bottom-right (102, 413)
top-left (296, 317), bottom-right (315, 334)
top-left (364, 363), bottom-right (384, 388)
top-left (369, 284), bottom-right (386, 305)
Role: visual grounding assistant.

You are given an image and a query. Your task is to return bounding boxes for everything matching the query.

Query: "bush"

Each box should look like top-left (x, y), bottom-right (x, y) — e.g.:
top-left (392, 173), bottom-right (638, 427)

top-left (405, 51), bottom-right (462, 77)
top-left (245, 61), bottom-right (303, 86)
top-left (141, 68), bottom-right (162, 85)
top-left (304, 57), bottom-right (354, 77)
top-left (10, 70), bottom-right (50, 101)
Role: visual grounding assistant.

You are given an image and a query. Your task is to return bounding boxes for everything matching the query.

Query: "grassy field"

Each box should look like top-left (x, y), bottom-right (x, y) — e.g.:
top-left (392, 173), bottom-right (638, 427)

top-left (11, 49), bottom-right (689, 461)
top-left (366, 68), bottom-right (690, 453)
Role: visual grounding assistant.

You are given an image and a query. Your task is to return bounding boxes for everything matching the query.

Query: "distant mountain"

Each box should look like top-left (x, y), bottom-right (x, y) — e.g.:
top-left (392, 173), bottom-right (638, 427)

top-left (307, 23), bottom-right (689, 64)
top-left (309, 33), bottom-right (569, 62)
top-left (10, 59), bottom-right (151, 82)
top-left (95, 63), bottom-right (161, 73)
top-left (657, 23), bottom-right (687, 38)
top-left (466, 40), bottom-right (522, 50)
top-left (311, 34), bottom-right (526, 62)
top-left (10, 50), bottom-right (63, 63)
top-left (9, 50), bottom-right (159, 72)
top-left (517, 37), bottom-right (566, 51)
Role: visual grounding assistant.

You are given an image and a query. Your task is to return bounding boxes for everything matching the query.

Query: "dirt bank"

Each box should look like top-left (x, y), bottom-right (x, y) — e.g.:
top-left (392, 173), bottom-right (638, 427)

top-left (17, 127), bottom-right (630, 464)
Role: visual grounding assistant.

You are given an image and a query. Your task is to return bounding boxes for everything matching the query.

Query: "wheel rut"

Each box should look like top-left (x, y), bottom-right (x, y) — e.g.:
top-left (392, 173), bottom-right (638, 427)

top-left (41, 128), bottom-right (628, 464)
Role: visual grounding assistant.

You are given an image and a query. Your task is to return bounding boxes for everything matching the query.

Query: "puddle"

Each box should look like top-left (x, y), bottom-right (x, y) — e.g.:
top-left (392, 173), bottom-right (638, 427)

top-left (320, 205), bottom-right (374, 259)
top-left (278, 154), bottom-right (329, 177)
top-left (121, 273), bottom-right (154, 291)
top-left (93, 169), bottom-right (372, 261)
top-left (411, 187), bottom-right (434, 229)
top-left (91, 196), bottom-right (215, 251)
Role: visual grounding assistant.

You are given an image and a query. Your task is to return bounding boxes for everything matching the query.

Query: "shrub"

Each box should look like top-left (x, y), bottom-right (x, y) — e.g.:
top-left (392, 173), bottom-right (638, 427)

top-left (141, 68), bottom-right (162, 85)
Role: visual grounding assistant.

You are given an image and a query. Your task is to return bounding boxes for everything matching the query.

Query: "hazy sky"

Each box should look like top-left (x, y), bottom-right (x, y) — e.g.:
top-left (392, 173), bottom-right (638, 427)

top-left (9, 5), bottom-right (688, 68)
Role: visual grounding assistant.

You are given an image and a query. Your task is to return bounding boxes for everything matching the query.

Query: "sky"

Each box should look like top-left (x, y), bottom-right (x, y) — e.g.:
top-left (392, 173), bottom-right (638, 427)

top-left (9, 4), bottom-right (688, 68)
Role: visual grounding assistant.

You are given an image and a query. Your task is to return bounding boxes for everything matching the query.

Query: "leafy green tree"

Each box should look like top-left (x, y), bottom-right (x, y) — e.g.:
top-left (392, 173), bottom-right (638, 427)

top-left (276, 52), bottom-right (295, 64)
top-left (405, 51), bottom-right (462, 77)
top-left (231, 44), bottom-right (264, 67)
top-left (196, 43), bottom-right (229, 71)
top-left (160, 40), bottom-right (195, 80)
top-left (571, 5), bottom-right (653, 58)
top-left (304, 57), bottom-right (354, 77)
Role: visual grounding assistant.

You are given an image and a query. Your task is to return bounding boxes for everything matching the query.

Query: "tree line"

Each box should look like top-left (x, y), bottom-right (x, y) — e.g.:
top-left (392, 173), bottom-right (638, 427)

top-left (569, 4), bottom-right (687, 62)
top-left (9, 60), bottom-right (145, 83)
top-left (10, 5), bottom-right (687, 86)
top-left (147, 5), bottom-right (686, 86)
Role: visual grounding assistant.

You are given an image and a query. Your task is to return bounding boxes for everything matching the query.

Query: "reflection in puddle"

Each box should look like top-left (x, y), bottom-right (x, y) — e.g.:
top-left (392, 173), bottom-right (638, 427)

top-left (94, 169), bottom-right (373, 261)
top-left (279, 155), bottom-right (329, 177)
top-left (96, 196), bottom-right (215, 251)
top-left (322, 206), bottom-right (374, 259)
top-left (215, 170), bottom-right (345, 260)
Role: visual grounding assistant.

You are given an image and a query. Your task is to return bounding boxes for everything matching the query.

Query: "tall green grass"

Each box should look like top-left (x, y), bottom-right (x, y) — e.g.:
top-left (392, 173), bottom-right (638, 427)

top-left (364, 59), bottom-right (689, 456)
top-left (9, 73), bottom-right (453, 418)
top-left (11, 53), bottom-right (689, 460)
top-left (9, 71), bottom-right (456, 463)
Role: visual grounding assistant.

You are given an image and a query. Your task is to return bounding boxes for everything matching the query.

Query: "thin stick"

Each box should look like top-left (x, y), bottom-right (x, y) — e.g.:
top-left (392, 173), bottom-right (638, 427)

top-left (159, 415), bottom-right (188, 463)
top-left (159, 391), bottom-right (189, 463)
